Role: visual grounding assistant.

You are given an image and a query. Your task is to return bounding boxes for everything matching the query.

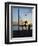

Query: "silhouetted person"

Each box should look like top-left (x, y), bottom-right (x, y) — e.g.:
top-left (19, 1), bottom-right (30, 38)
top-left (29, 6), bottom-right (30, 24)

top-left (28, 24), bottom-right (32, 32)
top-left (24, 21), bottom-right (28, 31)
top-left (28, 24), bottom-right (30, 31)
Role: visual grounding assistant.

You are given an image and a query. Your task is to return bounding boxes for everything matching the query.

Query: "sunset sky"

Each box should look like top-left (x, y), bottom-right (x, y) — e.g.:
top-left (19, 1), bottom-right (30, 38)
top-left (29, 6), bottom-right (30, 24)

top-left (11, 7), bottom-right (32, 25)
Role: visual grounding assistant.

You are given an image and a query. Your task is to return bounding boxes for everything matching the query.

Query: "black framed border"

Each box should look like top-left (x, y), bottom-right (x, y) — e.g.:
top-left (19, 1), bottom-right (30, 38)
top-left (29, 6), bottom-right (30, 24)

top-left (5, 2), bottom-right (37, 44)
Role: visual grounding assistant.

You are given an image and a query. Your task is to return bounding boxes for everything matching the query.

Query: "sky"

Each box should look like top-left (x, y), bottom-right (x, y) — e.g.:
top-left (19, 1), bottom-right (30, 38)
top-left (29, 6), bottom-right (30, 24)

top-left (11, 7), bottom-right (32, 25)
